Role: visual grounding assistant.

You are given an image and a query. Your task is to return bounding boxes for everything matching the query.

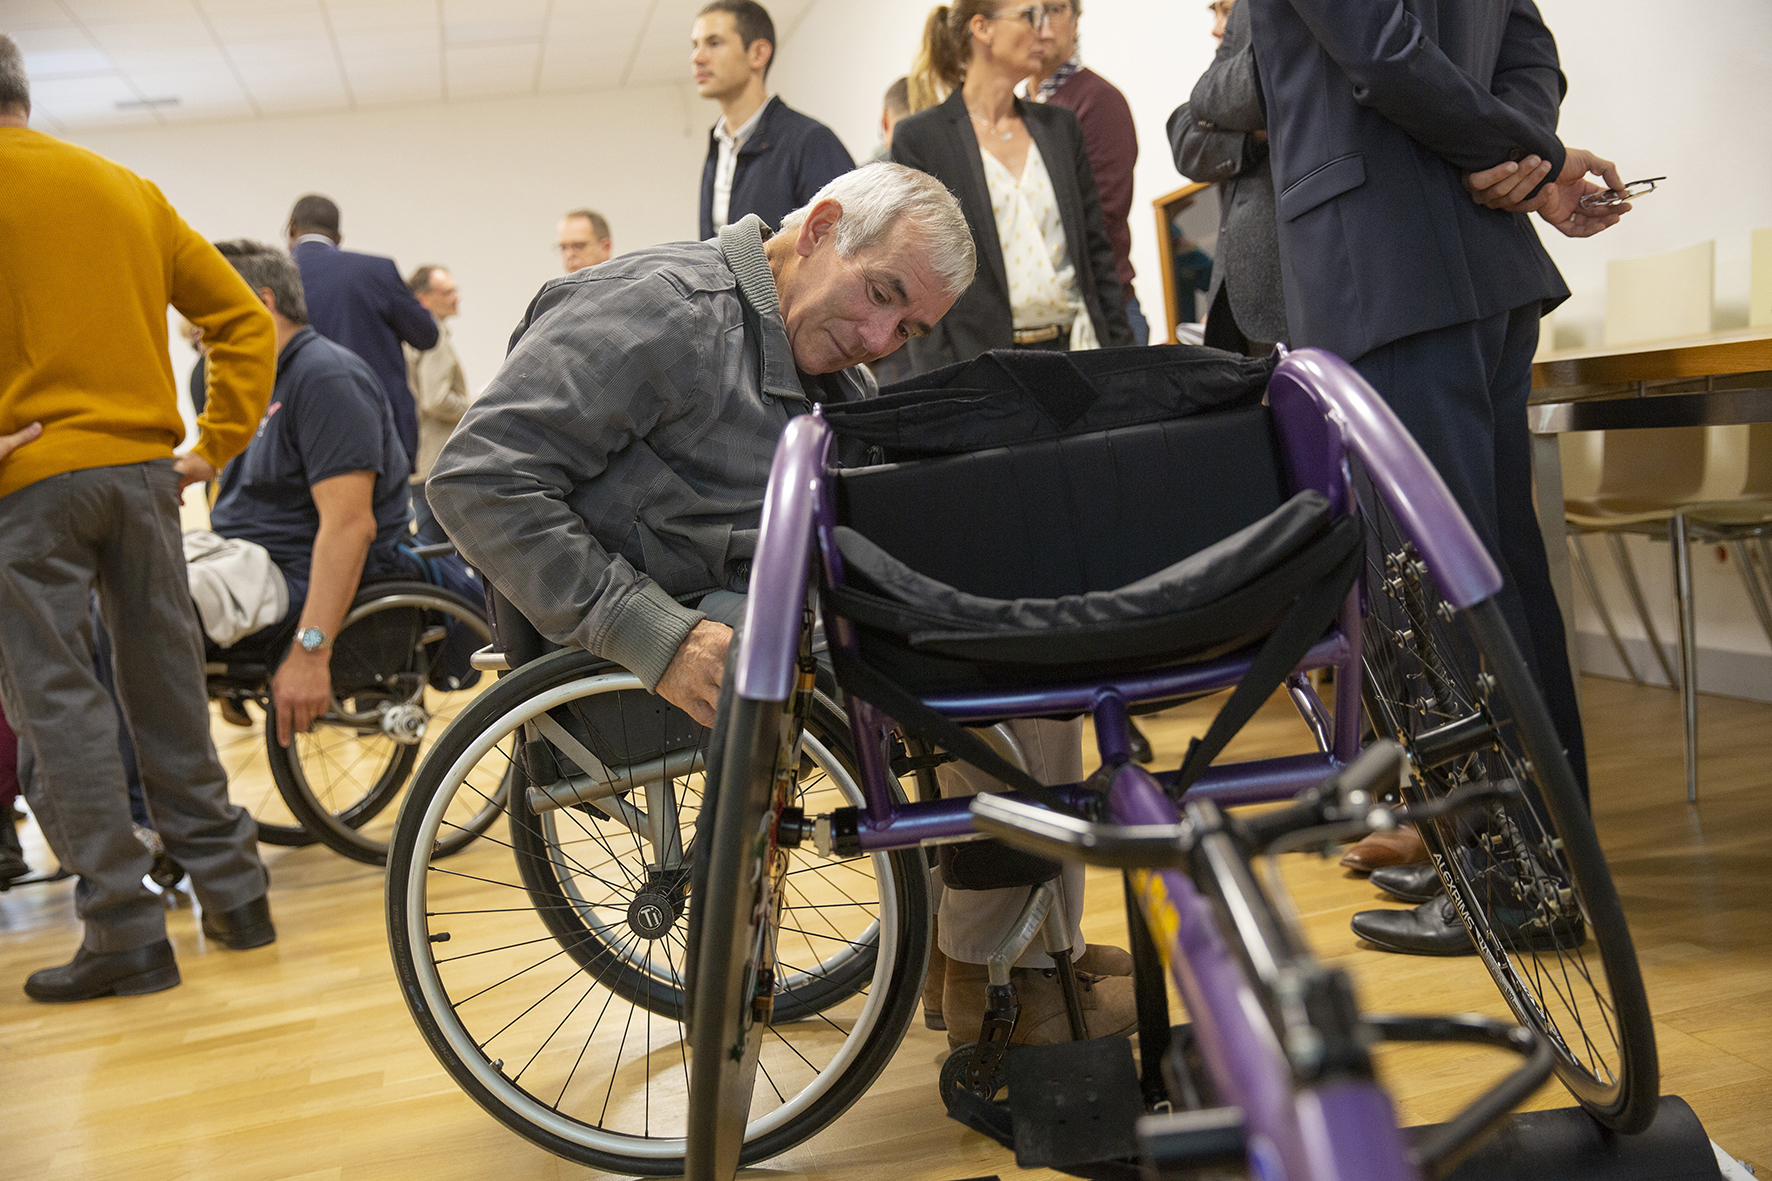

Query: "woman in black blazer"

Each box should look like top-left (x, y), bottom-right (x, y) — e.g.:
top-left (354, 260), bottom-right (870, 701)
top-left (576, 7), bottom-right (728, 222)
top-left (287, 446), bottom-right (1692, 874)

top-left (891, 2), bottom-right (1133, 375)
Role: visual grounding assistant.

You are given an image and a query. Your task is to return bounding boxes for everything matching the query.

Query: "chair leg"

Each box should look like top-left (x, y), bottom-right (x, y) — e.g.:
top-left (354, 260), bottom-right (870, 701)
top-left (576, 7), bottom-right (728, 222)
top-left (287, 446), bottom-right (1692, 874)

top-left (1567, 534), bottom-right (1640, 682)
top-left (1669, 514), bottom-right (1700, 804)
top-left (1606, 532), bottom-right (1680, 688)
top-left (1729, 540), bottom-right (1772, 653)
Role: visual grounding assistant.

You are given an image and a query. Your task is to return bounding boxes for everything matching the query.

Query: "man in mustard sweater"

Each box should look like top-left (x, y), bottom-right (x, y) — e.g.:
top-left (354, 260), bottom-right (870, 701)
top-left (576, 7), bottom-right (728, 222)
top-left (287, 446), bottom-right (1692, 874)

top-left (0, 36), bottom-right (280, 1001)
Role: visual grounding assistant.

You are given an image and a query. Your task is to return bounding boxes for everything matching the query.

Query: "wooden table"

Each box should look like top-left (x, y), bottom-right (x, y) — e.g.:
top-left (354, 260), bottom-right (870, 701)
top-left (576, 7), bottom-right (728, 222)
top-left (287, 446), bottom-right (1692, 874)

top-left (1526, 327), bottom-right (1772, 748)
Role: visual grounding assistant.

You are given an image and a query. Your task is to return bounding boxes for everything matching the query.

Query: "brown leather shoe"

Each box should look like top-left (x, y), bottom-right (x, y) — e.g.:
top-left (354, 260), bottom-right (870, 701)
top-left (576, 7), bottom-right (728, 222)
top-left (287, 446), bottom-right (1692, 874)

top-left (943, 958), bottom-right (1137, 1050)
top-left (1339, 824), bottom-right (1427, 873)
top-left (1072, 943), bottom-right (1133, 976)
top-left (924, 918), bottom-right (948, 1030)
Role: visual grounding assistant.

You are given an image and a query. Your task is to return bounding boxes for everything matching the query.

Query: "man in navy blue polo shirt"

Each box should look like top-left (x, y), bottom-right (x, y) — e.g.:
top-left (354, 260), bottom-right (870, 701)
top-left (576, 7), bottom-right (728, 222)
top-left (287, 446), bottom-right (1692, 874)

top-left (209, 240), bottom-right (474, 746)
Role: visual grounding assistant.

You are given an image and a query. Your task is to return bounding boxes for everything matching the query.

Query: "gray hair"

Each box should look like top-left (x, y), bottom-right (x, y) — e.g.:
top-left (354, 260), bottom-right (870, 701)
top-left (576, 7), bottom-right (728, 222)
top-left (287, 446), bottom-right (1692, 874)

top-left (0, 34), bottom-right (29, 113)
top-left (407, 264), bottom-right (447, 294)
top-left (214, 240), bottom-right (309, 325)
top-left (778, 162), bottom-right (976, 299)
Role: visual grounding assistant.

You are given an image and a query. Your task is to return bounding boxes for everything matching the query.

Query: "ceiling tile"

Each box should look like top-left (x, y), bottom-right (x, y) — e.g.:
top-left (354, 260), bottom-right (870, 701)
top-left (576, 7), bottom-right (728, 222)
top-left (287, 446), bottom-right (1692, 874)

top-left (123, 65), bottom-right (253, 120)
top-left (12, 27), bottom-right (114, 77)
top-left (195, 0), bottom-right (319, 11)
top-left (1, 0), bottom-right (79, 31)
top-left (335, 29), bottom-right (437, 59)
top-left (206, 9), bottom-right (332, 43)
top-left (26, 72), bottom-right (146, 116)
top-left (62, 0), bottom-right (201, 23)
top-left (228, 37), bottom-right (340, 66)
top-left (84, 19), bottom-right (223, 72)
top-left (445, 18), bottom-right (546, 44)
top-left (441, 0), bottom-right (547, 22)
top-left (235, 56), bottom-right (346, 86)
top-left (324, 1), bottom-right (438, 35)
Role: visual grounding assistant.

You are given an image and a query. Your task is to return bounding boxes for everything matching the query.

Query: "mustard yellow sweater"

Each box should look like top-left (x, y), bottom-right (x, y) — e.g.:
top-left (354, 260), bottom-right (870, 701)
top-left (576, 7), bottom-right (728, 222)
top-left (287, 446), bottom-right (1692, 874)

top-left (0, 127), bottom-right (275, 500)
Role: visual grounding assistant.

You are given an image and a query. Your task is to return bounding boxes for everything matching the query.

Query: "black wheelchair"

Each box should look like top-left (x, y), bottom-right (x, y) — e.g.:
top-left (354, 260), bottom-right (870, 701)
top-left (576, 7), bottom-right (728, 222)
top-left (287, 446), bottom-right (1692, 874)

top-left (205, 550), bottom-right (497, 866)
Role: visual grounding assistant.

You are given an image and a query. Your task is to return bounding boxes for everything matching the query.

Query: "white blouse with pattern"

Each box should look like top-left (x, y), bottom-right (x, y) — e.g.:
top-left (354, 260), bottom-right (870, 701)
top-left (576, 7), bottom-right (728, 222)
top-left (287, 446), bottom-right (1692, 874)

top-left (979, 139), bottom-right (1099, 351)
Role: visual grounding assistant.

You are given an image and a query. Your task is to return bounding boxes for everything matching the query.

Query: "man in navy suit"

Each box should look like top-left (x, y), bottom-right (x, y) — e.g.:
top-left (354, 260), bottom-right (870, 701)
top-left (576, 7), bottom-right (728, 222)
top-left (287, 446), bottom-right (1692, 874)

top-left (1248, 0), bottom-right (1631, 954)
top-left (285, 195), bottom-right (437, 465)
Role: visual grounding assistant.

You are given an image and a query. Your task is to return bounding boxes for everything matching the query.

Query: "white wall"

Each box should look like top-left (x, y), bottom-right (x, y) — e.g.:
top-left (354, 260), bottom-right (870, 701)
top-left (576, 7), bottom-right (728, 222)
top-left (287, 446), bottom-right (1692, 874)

top-left (68, 81), bottom-right (725, 402)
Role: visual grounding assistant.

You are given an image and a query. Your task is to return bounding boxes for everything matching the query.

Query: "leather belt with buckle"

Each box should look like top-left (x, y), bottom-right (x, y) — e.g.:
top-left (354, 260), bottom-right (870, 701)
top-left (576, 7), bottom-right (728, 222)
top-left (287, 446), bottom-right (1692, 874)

top-left (1012, 324), bottom-right (1064, 345)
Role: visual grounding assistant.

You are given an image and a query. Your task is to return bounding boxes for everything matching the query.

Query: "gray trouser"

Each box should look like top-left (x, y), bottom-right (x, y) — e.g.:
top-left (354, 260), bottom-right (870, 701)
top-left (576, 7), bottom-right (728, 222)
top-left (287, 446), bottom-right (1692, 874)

top-left (0, 460), bottom-right (265, 953)
top-left (935, 717), bottom-right (1086, 969)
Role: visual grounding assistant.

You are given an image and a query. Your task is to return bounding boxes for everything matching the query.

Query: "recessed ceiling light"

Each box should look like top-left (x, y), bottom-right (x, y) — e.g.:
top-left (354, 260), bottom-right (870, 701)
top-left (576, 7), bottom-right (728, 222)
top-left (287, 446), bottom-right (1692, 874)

top-left (115, 96), bottom-right (181, 110)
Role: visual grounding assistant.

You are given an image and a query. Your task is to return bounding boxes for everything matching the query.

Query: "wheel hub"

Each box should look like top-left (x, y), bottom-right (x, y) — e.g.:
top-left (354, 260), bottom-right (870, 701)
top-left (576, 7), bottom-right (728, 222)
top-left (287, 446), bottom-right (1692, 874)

top-left (381, 702), bottom-right (429, 745)
top-left (627, 890), bottom-right (678, 941)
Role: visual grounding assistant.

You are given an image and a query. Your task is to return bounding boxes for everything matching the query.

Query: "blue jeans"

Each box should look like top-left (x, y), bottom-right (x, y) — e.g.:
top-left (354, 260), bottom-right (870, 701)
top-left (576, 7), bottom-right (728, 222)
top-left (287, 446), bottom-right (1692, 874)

top-left (1124, 293), bottom-right (1151, 347)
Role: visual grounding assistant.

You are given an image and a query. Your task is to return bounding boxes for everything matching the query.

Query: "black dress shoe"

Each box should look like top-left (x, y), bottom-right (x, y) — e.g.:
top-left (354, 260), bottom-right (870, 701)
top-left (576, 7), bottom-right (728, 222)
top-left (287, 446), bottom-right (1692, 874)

top-left (1369, 861), bottom-right (1442, 903)
top-left (25, 940), bottom-right (180, 1001)
top-left (1352, 890), bottom-right (1586, 957)
top-left (0, 816), bottom-right (29, 891)
top-left (201, 895), bottom-right (276, 949)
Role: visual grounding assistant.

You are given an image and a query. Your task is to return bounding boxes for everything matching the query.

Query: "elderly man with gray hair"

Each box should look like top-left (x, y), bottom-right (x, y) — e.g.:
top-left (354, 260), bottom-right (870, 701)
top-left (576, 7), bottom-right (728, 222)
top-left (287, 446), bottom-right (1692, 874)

top-left (430, 161), bottom-right (974, 723)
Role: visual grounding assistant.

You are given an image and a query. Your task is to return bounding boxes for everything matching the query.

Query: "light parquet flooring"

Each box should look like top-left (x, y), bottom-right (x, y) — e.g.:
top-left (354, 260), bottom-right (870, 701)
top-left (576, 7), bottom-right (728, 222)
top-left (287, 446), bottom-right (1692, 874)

top-left (2, 675), bottom-right (1767, 1180)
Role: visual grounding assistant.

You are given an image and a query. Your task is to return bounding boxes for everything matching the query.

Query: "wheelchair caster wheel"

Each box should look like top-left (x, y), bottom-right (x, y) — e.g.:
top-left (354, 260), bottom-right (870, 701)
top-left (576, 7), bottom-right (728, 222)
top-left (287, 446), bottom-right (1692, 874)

top-left (939, 1043), bottom-right (1010, 1107)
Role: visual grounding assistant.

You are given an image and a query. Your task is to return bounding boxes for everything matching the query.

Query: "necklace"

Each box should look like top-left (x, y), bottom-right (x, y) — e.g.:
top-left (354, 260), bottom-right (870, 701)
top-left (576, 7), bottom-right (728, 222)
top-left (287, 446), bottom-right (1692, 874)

top-left (968, 109), bottom-right (1014, 143)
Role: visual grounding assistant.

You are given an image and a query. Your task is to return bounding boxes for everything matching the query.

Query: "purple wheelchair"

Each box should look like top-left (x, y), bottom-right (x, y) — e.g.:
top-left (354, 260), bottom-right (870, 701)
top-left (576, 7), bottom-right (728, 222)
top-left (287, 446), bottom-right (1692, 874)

top-left (680, 346), bottom-right (1656, 1179)
top-left (384, 346), bottom-right (1655, 1179)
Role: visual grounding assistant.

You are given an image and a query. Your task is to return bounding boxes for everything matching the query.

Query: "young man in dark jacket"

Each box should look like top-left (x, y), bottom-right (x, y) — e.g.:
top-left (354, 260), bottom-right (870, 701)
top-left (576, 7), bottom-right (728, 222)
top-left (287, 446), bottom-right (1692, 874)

top-left (691, 0), bottom-right (854, 241)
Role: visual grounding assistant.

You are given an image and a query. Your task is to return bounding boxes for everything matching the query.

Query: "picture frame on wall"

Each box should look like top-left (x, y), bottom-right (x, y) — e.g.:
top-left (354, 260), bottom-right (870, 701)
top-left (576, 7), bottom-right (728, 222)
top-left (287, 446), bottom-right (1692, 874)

top-left (1153, 181), bottom-right (1220, 344)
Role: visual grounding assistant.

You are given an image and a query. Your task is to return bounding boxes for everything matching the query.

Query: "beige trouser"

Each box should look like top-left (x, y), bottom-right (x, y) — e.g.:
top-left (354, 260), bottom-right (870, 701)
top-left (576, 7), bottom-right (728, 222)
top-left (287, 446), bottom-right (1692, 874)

top-left (934, 717), bottom-right (1086, 969)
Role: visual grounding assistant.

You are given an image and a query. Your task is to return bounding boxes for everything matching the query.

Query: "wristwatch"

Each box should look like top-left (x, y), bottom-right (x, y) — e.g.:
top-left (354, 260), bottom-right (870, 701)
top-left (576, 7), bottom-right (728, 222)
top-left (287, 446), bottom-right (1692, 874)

top-left (296, 626), bottom-right (332, 653)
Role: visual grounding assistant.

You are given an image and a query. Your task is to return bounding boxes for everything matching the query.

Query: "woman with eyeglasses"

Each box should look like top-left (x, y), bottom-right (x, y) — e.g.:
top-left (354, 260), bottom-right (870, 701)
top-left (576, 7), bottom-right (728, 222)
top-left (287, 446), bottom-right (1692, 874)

top-left (892, 1), bottom-right (1134, 376)
top-left (889, 1), bottom-right (1142, 1055)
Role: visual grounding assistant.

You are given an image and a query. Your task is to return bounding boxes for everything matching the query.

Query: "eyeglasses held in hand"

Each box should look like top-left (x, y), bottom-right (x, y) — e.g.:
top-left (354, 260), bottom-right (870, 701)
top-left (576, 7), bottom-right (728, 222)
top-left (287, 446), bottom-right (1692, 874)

top-left (1579, 176), bottom-right (1664, 210)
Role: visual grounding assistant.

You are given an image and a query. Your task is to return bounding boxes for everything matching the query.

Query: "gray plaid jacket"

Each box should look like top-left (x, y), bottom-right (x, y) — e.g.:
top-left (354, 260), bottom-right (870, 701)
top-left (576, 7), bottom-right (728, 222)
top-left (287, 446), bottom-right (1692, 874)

top-left (427, 216), bottom-right (872, 689)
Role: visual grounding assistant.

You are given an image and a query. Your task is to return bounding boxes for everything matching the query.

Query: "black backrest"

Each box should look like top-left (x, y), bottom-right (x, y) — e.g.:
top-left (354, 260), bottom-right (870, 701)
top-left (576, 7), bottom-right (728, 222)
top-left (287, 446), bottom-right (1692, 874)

top-left (836, 405), bottom-right (1287, 600)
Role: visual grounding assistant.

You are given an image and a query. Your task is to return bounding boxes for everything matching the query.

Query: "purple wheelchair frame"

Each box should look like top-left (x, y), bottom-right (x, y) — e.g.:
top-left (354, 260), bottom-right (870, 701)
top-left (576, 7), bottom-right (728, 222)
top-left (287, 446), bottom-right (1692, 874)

top-left (730, 348), bottom-right (1505, 1181)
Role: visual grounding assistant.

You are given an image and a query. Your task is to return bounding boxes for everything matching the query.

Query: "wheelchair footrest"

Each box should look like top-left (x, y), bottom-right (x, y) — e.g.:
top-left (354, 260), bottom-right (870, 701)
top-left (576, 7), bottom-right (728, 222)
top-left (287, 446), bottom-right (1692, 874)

top-left (1003, 1036), bottom-right (1142, 1170)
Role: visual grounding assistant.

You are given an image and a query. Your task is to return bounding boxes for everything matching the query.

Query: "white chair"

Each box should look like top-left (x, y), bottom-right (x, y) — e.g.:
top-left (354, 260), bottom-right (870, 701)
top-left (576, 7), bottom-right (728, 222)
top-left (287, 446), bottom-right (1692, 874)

top-left (1565, 241), bottom-right (1716, 801)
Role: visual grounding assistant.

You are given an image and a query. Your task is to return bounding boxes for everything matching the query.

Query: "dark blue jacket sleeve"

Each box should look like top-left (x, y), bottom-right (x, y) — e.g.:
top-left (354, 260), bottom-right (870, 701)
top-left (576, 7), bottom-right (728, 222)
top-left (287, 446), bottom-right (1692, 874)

top-left (1489, 0), bottom-right (1566, 141)
top-left (794, 125), bottom-right (856, 208)
top-left (377, 257), bottom-right (439, 351)
top-left (1280, 0), bottom-right (1566, 176)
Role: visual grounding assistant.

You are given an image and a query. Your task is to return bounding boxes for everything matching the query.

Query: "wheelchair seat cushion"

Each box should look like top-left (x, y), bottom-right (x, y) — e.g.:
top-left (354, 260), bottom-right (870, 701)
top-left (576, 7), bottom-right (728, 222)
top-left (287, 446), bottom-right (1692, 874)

top-left (824, 344), bottom-right (1274, 462)
top-left (829, 490), bottom-right (1360, 690)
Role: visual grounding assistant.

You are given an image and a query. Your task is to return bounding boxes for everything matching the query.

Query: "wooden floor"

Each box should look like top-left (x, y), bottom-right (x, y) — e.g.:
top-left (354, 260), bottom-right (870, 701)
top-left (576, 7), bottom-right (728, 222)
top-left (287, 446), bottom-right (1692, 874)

top-left (2, 675), bottom-right (1767, 1180)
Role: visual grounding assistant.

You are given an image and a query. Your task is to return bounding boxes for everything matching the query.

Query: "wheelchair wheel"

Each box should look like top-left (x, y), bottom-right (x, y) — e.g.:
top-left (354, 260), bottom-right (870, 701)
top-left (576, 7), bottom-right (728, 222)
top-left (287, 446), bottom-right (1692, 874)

top-left (271, 583), bottom-right (497, 866)
top-left (210, 695), bottom-right (314, 846)
top-left (685, 686), bottom-right (930, 1181)
top-left (1357, 483), bottom-right (1658, 1133)
top-left (387, 647), bottom-right (926, 1175)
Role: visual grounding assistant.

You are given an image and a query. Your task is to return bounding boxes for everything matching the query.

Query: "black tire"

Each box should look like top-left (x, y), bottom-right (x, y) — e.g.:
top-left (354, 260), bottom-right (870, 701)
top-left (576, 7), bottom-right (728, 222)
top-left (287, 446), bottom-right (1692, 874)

top-left (1358, 490), bottom-right (1658, 1133)
top-left (273, 583), bottom-right (497, 866)
top-left (209, 695), bottom-right (315, 846)
top-left (387, 648), bottom-right (927, 1175)
top-left (685, 686), bottom-right (930, 1181)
